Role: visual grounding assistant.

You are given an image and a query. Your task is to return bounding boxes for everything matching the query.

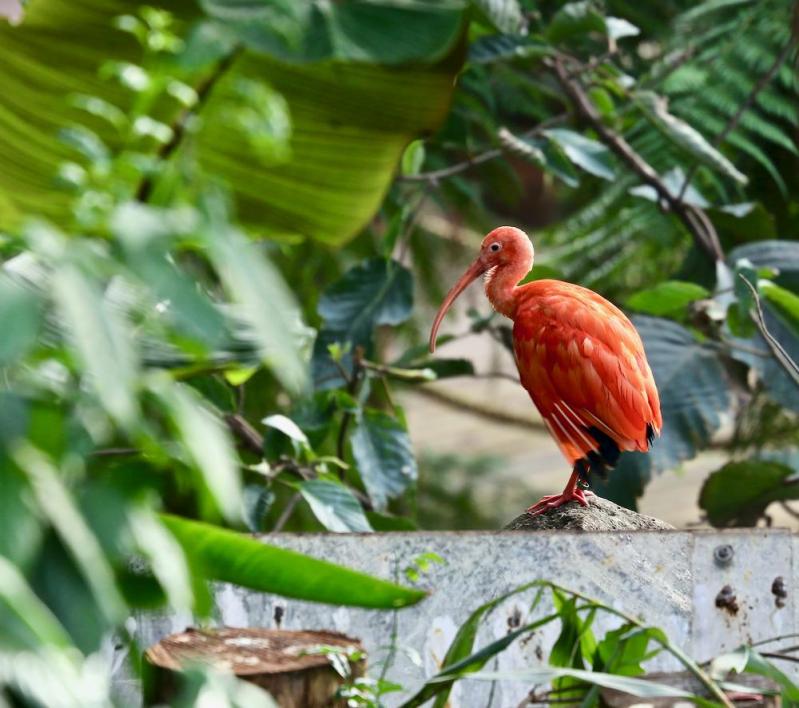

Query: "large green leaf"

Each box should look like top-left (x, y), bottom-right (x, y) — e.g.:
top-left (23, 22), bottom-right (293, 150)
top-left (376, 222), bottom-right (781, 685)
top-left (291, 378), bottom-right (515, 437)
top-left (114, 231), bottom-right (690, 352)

top-left (160, 514), bottom-right (425, 608)
top-left (201, 0), bottom-right (466, 63)
top-left (699, 458), bottom-right (799, 527)
top-left (626, 281), bottom-right (709, 318)
top-left (312, 258), bottom-right (413, 387)
top-left (0, 0), bottom-right (463, 245)
top-left (351, 408), bottom-right (417, 510)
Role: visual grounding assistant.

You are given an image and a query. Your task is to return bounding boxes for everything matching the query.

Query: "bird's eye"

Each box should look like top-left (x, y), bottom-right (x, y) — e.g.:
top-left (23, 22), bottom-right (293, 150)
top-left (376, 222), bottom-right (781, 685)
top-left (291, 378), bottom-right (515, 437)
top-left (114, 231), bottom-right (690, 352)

top-left (489, 243), bottom-right (501, 252)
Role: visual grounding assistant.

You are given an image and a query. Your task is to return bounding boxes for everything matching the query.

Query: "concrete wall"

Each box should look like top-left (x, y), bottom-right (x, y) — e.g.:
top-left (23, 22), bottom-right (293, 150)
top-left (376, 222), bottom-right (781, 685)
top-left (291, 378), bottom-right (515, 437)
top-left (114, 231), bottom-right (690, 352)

top-left (115, 530), bottom-right (796, 706)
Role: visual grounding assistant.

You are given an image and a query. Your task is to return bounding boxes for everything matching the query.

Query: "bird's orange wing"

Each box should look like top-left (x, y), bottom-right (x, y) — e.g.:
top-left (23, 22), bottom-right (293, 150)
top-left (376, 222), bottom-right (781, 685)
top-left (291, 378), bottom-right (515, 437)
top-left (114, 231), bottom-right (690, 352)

top-left (512, 280), bottom-right (661, 467)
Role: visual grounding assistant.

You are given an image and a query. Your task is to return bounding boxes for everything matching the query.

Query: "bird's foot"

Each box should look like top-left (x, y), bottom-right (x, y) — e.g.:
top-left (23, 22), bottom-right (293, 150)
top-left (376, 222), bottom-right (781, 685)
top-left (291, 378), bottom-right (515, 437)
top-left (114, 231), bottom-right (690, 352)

top-left (526, 489), bottom-right (594, 516)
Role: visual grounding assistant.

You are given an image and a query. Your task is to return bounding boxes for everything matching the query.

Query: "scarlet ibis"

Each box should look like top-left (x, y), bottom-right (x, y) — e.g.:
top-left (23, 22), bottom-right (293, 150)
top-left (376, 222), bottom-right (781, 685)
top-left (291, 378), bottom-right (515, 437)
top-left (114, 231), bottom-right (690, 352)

top-left (429, 226), bottom-right (662, 515)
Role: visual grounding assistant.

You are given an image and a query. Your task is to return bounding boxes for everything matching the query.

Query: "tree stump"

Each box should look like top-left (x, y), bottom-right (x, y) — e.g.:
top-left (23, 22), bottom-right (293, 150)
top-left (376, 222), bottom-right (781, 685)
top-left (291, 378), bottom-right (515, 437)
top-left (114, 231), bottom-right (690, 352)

top-left (504, 495), bottom-right (674, 531)
top-left (144, 627), bottom-right (365, 707)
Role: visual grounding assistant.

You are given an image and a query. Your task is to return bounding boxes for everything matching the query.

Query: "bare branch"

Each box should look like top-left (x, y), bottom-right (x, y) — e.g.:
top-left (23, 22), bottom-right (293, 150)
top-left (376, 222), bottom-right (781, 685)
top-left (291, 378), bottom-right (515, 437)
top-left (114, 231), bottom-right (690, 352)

top-left (548, 54), bottom-right (724, 262)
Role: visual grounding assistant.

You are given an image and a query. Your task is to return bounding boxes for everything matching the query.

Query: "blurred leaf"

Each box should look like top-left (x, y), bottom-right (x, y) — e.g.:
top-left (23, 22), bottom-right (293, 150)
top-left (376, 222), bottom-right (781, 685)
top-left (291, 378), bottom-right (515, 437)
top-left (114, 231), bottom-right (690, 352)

top-left (729, 241), bottom-right (799, 291)
top-left (635, 91), bottom-right (747, 184)
top-left (713, 646), bottom-right (799, 703)
top-left (497, 128), bottom-right (579, 187)
top-left (728, 300), bottom-right (799, 413)
top-left (546, 1), bottom-right (606, 43)
top-left (699, 459), bottom-right (799, 527)
top-left (543, 129), bottom-right (616, 181)
top-left (112, 202), bottom-right (229, 349)
top-left (298, 478), bottom-right (373, 533)
top-left (262, 414), bottom-right (310, 447)
top-left (128, 507), bottom-right (194, 613)
top-left (200, 0), bottom-right (465, 63)
top-left (468, 35), bottom-right (550, 64)
top-left (0, 273), bottom-right (41, 365)
top-left (161, 514), bottom-right (425, 608)
top-left (366, 511), bottom-right (418, 531)
top-left (761, 281), bottom-right (799, 328)
top-left (401, 139), bottom-right (426, 176)
top-left (312, 258), bottom-right (413, 388)
top-left (420, 358), bottom-right (475, 379)
top-left (351, 409), bottom-right (417, 510)
top-left (53, 264), bottom-right (139, 429)
top-left (0, 555), bottom-right (71, 649)
top-left (13, 445), bottom-right (125, 624)
top-left (0, 2), bottom-right (463, 246)
top-left (606, 17), bottom-right (639, 40)
top-left (206, 223), bottom-right (307, 393)
top-left (471, 0), bottom-right (525, 34)
top-left (151, 377), bottom-right (243, 523)
top-left (626, 281), bottom-right (709, 317)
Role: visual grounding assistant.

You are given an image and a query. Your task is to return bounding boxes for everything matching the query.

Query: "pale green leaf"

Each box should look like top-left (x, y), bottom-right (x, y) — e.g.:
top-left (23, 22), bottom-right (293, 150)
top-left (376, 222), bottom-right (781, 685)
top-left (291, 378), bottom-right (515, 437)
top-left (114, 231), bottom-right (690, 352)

top-left (299, 479), bottom-right (373, 533)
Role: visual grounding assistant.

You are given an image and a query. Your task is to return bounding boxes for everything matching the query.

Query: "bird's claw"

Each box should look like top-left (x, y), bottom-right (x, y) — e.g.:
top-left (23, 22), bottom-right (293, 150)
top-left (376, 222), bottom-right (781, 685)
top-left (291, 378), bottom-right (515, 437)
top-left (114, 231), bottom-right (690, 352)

top-left (526, 489), bottom-right (594, 516)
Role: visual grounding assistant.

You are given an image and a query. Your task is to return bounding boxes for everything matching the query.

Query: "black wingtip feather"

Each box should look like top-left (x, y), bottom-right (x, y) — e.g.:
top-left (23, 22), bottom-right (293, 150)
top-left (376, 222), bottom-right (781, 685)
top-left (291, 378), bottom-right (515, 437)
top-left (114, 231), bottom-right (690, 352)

top-left (646, 423), bottom-right (656, 447)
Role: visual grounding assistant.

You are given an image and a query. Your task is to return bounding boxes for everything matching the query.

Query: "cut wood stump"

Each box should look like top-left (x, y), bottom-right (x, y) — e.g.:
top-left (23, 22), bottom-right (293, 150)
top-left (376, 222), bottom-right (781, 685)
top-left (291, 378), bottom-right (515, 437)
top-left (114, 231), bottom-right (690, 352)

top-left (144, 627), bottom-right (365, 707)
top-left (504, 495), bottom-right (674, 531)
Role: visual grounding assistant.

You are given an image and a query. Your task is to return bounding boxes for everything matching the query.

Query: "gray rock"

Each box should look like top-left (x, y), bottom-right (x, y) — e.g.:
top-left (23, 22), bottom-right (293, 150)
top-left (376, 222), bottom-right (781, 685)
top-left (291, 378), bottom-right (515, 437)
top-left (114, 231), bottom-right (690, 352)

top-left (504, 494), bottom-right (675, 531)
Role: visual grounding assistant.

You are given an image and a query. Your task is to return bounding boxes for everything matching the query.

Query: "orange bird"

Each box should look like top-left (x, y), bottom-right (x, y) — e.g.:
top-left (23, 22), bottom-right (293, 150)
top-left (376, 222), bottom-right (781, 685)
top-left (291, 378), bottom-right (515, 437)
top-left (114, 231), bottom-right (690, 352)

top-left (429, 226), bottom-right (662, 515)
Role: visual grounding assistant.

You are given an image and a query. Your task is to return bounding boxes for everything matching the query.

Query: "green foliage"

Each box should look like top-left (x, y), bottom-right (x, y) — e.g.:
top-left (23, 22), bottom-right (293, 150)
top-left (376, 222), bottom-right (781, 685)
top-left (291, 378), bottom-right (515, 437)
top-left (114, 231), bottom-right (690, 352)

top-left (2, 0), bottom-right (799, 700)
top-left (699, 458), bottom-right (799, 526)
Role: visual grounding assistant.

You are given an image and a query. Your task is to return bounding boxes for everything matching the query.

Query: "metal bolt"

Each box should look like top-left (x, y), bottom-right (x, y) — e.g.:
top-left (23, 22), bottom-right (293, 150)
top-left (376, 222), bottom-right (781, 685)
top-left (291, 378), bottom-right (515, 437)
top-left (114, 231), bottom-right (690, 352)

top-left (772, 576), bottom-right (787, 609)
top-left (713, 544), bottom-right (734, 567)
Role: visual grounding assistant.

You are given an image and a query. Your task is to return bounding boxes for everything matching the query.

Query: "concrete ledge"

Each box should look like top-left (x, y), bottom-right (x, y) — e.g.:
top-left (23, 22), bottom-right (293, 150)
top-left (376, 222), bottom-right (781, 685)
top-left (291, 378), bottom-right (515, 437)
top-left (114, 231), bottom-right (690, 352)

top-left (116, 530), bottom-right (797, 707)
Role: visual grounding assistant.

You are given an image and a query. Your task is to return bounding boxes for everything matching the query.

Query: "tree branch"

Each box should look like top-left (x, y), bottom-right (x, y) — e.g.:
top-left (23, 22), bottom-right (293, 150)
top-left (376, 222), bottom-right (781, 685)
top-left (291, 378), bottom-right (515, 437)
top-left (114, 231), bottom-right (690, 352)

top-left (549, 54), bottom-right (724, 262)
top-left (399, 114), bottom-right (568, 185)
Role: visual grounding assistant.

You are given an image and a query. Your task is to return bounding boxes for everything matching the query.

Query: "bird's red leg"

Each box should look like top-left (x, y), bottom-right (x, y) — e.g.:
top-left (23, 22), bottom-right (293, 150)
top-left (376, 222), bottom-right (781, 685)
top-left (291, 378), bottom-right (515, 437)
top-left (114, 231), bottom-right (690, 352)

top-left (526, 469), bottom-right (594, 516)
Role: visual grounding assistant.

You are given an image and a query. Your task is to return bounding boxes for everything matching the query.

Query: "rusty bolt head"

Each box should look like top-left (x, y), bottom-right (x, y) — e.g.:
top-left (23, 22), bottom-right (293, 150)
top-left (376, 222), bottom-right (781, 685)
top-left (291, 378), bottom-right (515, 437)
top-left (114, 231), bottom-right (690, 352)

top-left (713, 544), bottom-right (734, 567)
top-left (715, 584), bottom-right (739, 615)
top-left (772, 576), bottom-right (787, 609)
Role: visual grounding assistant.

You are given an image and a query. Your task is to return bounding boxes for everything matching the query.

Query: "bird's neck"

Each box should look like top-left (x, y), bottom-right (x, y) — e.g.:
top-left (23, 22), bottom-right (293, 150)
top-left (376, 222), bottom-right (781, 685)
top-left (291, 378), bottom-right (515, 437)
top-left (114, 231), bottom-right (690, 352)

top-left (484, 261), bottom-right (530, 319)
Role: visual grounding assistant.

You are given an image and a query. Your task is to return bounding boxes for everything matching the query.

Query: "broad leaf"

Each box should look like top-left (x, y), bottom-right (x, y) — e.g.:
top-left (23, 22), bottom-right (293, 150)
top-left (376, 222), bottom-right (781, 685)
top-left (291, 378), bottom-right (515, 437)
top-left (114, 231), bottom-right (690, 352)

top-left (312, 258), bottom-right (413, 388)
top-left (200, 0), bottom-right (465, 64)
top-left (151, 377), bottom-right (243, 523)
top-left (52, 264), bottom-right (139, 429)
top-left (699, 459), bottom-right (799, 527)
top-left (729, 241), bottom-right (799, 291)
top-left (468, 35), bottom-right (549, 64)
top-left (543, 128), bottom-right (616, 181)
top-left (160, 514), bottom-right (425, 608)
top-left (626, 281), bottom-right (709, 317)
top-left (298, 479), bottom-right (373, 533)
top-left (206, 222), bottom-right (307, 393)
top-left (351, 409), bottom-right (417, 510)
top-left (728, 301), bottom-right (799, 413)
top-left (595, 317), bottom-right (731, 508)
top-left (0, 0), bottom-right (463, 245)
top-left (13, 445), bottom-right (126, 624)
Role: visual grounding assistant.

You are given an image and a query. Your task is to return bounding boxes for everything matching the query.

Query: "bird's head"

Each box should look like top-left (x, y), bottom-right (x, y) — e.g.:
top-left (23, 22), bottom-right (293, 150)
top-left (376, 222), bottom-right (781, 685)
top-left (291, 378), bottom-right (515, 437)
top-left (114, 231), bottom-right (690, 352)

top-left (429, 226), bottom-right (533, 353)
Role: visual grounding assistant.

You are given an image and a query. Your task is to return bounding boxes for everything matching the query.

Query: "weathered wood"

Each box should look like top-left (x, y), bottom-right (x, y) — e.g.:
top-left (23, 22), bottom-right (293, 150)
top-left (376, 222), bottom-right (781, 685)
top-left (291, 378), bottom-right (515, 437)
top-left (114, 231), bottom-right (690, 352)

top-left (504, 495), bottom-right (675, 531)
top-left (143, 627), bottom-right (365, 707)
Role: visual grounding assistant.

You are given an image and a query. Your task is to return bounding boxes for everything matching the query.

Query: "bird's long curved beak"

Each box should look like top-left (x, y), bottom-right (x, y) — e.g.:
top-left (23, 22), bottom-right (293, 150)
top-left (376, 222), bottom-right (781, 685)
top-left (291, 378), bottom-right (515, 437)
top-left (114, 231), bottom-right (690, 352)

top-left (429, 259), bottom-right (485, 353)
